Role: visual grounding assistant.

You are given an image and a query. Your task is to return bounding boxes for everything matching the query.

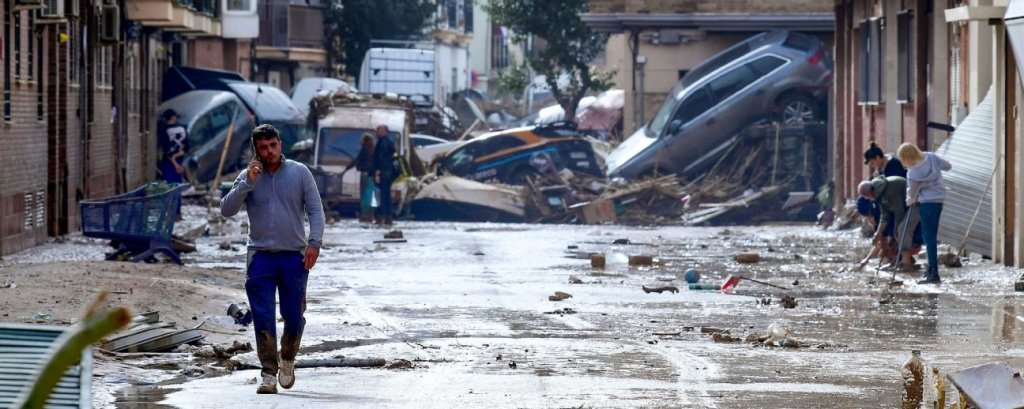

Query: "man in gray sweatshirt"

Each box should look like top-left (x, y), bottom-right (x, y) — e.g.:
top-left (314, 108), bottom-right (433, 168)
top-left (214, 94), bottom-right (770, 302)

top-left (221, 124), bottom-right (325, 394)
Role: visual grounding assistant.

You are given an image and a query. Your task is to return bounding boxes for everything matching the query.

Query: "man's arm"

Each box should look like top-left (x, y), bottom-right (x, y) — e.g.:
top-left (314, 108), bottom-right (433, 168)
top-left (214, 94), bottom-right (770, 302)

top-left (220, 171), bottom-right (254, 217)
top-left (302, 166), bottom-right (325, 248)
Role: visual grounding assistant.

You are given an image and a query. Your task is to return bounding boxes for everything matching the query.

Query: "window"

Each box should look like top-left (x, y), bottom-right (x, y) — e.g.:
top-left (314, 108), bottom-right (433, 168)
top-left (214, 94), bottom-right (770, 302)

top-left (477, 136), bottom-right (524, 156)
top-left (226, 0), bottom-right (254, 12)
top-left (748, 55), bottom-right (787, 76)
top-left (27, 11), bottom-right (33, 81)
top-left (782, 32), bottom-right (818, 52)
top-left (858, 18), bottom-right (884, 104)
top-left (670, 86), bottom-right (714, 130)
top-left (444, 145), bottom-right (478, 173)
top-left (188, 103), bottom-right (236, 149)
top-left (464, 0), bottom-right (472, 33)
top-left (97, 46), bottom-right (112, 86)
top-left (896, 10), bottom-right (913, 103)
top-left (707, 65), bottom-right (757, 104)
top-left (316, 128), bottom-right (398, 167)
top-left (14, 9), bottom-right (21, 80)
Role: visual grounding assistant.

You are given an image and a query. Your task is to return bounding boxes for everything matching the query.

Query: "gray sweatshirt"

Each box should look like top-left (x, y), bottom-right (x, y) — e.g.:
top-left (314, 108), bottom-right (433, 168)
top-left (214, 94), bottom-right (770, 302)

top-left (906, 152), bottom-right (952, 204)
top-left (220, 158), bottom-right (325, 251)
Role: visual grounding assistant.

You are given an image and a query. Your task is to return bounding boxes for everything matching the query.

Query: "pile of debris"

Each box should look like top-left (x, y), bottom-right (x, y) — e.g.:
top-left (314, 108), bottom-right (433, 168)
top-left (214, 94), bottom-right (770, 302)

top-left (101, 312), bottom-right (203, 353)
top-left (515, 121), bottom-right (827, 225)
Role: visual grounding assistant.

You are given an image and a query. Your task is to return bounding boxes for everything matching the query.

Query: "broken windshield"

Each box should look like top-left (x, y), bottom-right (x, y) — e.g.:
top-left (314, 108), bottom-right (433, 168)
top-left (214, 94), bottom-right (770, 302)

top-left (317, 128), bottom-right (398, 167)
top-left (647, 80), bottom-right (686, 137)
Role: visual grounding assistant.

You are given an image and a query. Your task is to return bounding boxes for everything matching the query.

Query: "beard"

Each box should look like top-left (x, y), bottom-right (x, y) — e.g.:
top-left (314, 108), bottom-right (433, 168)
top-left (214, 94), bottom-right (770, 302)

top-left (260, 152), bottom-right (280, 165)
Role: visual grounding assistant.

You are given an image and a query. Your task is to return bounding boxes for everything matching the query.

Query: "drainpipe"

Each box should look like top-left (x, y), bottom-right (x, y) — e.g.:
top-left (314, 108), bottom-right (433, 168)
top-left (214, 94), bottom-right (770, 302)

top-left (636, 54), bottom-right (646, 127)
top-left (630, 29), bottom-right (639, 131)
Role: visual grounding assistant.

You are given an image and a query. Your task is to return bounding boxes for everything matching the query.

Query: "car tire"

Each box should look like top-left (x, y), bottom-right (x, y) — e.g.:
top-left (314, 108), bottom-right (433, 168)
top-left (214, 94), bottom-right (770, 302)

top-left (777, 94), bottom-right (822, 124)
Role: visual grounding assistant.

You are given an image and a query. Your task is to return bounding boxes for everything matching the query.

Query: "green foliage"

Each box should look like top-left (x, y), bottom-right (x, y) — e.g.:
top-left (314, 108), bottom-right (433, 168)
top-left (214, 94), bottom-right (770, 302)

top-left (325, 0), bottom-right (437, 80)
top-left (486, 0), bottom-right (610, 118)
top-left (496, 64), bottom-right (530, 98)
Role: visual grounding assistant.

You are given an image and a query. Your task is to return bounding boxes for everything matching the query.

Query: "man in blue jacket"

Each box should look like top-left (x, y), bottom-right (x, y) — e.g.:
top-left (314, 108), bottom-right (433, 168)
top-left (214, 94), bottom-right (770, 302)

top-left (371, 124), bottom-right (398, 225)
top-left (221, 124), bottom-right (325, 394)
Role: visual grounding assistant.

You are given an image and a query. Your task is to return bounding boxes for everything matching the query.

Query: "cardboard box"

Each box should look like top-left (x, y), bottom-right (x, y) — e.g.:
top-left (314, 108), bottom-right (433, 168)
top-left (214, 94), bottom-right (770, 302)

top-left (581, 200), bottom-right (617, 224)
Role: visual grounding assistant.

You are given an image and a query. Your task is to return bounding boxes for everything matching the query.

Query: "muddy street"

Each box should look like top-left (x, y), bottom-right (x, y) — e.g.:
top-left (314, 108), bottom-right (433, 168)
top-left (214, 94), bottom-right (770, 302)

top-left (90, 219), bottom-right (1021, 408)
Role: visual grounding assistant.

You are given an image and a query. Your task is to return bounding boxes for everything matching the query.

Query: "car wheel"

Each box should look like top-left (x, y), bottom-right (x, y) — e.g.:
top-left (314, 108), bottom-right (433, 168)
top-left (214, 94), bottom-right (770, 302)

top-left (778, 94), bottom-right (822, 124)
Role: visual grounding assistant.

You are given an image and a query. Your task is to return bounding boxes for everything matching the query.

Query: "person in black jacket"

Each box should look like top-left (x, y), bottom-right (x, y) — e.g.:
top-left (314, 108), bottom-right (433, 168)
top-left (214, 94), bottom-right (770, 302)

top-left (371, 125), bottom-right (399, 225)
top-left (345, 133), bottom-right (376, 222)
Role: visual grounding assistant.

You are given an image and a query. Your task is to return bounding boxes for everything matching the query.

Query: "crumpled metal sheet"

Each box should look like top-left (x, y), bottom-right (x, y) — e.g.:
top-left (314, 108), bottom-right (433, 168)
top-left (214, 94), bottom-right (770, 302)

top-left (948, 362), bottom-right (1024, 409)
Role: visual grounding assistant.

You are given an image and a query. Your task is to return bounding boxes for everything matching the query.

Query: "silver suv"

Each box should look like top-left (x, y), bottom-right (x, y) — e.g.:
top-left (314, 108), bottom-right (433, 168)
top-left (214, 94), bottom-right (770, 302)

top-left (607, 30), bottom-right (832, 180)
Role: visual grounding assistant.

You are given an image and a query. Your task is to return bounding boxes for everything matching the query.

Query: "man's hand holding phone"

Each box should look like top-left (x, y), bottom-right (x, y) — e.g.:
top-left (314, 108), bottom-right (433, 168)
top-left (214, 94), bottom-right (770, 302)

top-left (247, 158), bottom-right (264, 181)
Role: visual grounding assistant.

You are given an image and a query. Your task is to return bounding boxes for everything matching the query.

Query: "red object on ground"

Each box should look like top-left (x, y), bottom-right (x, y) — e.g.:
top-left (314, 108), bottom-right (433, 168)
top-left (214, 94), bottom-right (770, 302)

top-left (721, 275), bottom-right (740, 293)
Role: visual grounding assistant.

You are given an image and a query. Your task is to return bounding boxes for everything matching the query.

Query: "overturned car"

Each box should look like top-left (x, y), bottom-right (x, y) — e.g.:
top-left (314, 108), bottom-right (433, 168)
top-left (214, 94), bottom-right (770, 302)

top-left (436, 122), bottom-right (605, 185)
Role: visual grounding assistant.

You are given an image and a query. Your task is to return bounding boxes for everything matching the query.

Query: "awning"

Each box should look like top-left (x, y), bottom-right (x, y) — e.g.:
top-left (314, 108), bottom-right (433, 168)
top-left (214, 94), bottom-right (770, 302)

top-left (936, 88), bottom-right (995, 257)
top-left (580, 13), bottom-right (835, 33)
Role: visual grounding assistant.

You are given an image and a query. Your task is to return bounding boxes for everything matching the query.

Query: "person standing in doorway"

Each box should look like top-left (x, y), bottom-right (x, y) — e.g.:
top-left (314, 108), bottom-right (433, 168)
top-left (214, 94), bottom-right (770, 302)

top-left (221, 124), bottom-right (325, 394)
top-left (345, 133), bottom-right (376, 223)
top-left (157, 109), bottom-right (189, 184)
top-left (898, 143), bottom-right (952, 284)
top-left (371, 124), bottom-right (398, 225)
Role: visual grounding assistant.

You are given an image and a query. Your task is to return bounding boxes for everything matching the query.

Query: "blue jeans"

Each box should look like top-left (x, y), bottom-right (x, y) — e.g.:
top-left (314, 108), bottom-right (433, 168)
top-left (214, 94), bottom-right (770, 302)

top-left (359, 172), bottom-right (375, 218)
top-left (246, 251), bottom-right (308, 376)
top-left (919, 203), bottom-right (943, 279)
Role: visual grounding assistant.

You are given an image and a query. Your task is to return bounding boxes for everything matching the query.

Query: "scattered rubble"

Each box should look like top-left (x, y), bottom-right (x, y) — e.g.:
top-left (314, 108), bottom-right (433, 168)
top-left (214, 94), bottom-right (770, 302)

top-left (590, 254), bottom-right (606, 269)
top-left (628, 255), bottom-right (654, 266)
top-left (641, 285), bottom-right (679, 294)
top-left (734, 253), bottom-right (761, 263)
top-left (568, 275), bottom-right (583, 284)
top-left (780, 295), bottom-right (798, 309)
top-left (384, 230), bottom-right (404, 239)
top-left (544, 308), bottom-right (577, 315)
top-left (548, 291), bottom-right (573, 301)
top-left (386, 359), bottom-right (415, 370)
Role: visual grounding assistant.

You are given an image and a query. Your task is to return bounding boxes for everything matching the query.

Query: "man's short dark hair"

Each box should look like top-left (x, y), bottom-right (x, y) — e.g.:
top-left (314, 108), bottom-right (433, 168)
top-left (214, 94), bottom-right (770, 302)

top-left (251, 124), bottom-right (280, 141)
top-left (162, 109), bottom-right (178, 121)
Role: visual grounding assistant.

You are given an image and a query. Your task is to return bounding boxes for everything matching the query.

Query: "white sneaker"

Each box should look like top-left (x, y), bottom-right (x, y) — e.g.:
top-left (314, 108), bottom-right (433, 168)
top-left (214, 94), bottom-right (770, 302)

top-left (256, 374), bottom-right (278, 394)
top-left (279, 360), bottom-right (295, 389)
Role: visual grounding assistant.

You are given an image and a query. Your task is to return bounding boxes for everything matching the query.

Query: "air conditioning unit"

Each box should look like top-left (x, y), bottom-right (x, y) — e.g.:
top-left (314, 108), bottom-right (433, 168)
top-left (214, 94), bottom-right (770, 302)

top-left (39, 0), bottom-right (64, 20)
top-left (100, 4), bottom-right (120, 43)
top-left (13, 0), bottom-right (45, 10)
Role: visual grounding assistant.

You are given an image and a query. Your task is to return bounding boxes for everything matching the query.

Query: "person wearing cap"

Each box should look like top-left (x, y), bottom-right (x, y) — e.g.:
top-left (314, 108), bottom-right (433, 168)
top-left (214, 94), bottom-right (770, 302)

top-left (157, 109), bottom-right (189, 184)
top-left (897, 143), bottom-right (952, 284)
top-left (858, 176), bottom-right (921, 271)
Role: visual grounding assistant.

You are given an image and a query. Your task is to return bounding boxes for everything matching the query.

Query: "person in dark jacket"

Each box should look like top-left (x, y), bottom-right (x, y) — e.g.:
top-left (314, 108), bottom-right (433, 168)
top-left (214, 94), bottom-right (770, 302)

top-left (861, 141), bottom-right (907, 243)
top-left (345, 133), bottom-right (376, 222)
top-left (858, 176), bottom-right (922, 271)
top-left (371, 125), bottom-right (399, 225)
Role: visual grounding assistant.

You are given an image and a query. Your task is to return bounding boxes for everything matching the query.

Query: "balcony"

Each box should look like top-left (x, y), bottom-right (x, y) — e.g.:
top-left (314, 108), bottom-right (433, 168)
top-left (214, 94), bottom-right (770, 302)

top-left (124, 0), bottom-right (221, 36)
top-left (255, 1), bottom-right (325, 62)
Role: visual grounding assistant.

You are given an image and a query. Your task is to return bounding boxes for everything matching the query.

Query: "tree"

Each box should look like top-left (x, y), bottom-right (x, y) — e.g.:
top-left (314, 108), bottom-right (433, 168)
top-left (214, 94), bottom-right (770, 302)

top-left (324, 0), bottom-right (436, 80)
top-left (486, 0), bottom-right (612, 119)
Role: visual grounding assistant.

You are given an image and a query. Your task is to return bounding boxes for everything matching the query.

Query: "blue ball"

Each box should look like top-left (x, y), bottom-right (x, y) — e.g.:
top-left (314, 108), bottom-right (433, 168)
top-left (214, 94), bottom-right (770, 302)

top-left (684, 269), bottom-right (700, 283)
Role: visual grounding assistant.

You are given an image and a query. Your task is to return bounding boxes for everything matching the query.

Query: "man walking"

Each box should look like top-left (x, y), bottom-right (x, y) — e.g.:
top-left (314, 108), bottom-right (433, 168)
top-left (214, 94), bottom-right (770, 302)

top-left (221, 124), bottom-right (325, 394)
top-left (371, 124), bottom-right (398, 225)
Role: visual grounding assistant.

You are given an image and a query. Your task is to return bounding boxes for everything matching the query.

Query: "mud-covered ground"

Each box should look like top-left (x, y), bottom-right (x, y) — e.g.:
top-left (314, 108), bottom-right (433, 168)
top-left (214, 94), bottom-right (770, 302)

top-left (3, 205), bottom-right (1023, 408)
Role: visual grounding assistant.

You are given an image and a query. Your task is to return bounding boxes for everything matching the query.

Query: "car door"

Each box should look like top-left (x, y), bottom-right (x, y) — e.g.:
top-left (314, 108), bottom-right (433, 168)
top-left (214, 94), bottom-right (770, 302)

top-left (659, 85), bottom-right (716, 173)
top-left (704, 62), bottom-right (761, 147)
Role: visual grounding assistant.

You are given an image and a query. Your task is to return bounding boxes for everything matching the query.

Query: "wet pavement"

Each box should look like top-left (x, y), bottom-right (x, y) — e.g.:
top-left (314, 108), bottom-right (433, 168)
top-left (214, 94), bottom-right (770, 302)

top-left (94, 219), bottom-right (1024, 408)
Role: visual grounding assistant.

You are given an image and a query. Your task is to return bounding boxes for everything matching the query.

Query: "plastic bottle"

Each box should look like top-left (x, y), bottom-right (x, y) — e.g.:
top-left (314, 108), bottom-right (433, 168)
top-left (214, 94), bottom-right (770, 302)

top-left (901, 350), bottom-right (923, 409)
top-left (688, 283), bottom-right (719, 290)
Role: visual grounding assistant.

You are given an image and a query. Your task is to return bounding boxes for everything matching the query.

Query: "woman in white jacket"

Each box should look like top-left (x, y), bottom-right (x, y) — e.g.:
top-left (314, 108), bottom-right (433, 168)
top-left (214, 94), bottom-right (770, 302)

top-left (897, 143), bottom-right (952, 284)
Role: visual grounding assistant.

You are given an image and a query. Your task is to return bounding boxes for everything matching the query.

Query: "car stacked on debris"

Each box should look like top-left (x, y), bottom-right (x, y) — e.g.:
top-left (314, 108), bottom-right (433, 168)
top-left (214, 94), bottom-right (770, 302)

top-left (607, 30), bottom-right (833, 180)
top-left (437, 122), bottom-right (605, 185)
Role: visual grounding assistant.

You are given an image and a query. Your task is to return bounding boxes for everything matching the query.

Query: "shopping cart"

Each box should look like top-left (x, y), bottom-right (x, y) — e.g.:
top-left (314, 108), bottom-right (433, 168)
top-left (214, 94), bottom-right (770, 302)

top-left (80, 182), bottom-right (190, 265)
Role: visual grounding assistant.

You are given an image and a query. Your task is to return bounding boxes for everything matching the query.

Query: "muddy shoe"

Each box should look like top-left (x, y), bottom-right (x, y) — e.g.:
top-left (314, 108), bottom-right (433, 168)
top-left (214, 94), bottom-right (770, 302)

top-left (279, 360), bottom-right (295, 389)
top-left (917, 277), bottom-right (941, 285)
top-left (256, 375), bottom-right (278, 394)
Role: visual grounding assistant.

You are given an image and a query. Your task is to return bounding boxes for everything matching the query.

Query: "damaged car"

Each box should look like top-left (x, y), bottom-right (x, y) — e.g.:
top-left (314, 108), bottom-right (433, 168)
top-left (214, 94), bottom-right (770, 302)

top-left (437, 123), bottom-right (604, 185)
top-left (607, 30), bottom-right (832, 180)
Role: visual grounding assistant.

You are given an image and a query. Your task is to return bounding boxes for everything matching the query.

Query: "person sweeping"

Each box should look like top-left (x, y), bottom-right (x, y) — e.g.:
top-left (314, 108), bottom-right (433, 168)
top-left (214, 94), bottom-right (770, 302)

top-left (221, 124), bottom-right (325, 394)
top-left (897, 143), bottom-right (951, 284)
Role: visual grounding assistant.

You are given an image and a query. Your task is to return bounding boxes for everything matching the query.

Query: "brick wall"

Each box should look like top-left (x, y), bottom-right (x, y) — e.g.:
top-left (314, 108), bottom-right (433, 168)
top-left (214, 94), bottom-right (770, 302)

top-left (590, 0), bottom-right (832, 14)
top-left (0, 6), bottom-right (50, 255)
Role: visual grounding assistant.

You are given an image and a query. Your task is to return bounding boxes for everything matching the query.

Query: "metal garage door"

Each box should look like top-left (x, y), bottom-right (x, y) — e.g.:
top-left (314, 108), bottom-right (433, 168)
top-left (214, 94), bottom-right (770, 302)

top-left (936, 88), bottom-right (995, 257)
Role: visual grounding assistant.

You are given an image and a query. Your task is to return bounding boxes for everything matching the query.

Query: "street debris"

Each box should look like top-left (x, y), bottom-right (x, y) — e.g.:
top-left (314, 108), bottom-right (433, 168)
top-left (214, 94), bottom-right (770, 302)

top-left (1, 280), bottom-right (16, 289)
top-left (544, 308), bottom-right (577, 315)
top-left (779, 295), bottom-right (798, 309)
top-left (734, 253), bottom-right (761, 263)
top-left (227, 304), bottom-right (253, 326)
top-left (548, 291), bottom-right (572, 301)
top-left (712, 332), bottom-right (741, 343)
top-left (296, 357), bottom-right (387, 368)
top-left (102, 311), bottom-right (204, 353)
top-left (628, 255), bottom-right (654, 266)
top-left (641, 285), bottom-right (679, 294)
top-left (386, 359), bottom-right (415, 370)
top-left (568, 275), bottom-right (583, 284)
top-left (591, 254), bottom-right (606, 269)
top-left (384, 230), bottom-right (404, 239)
top-left (948, 362), bottom-right (1024, 409)
top-left (684, 269), bottom-right (700, 283)
top-left (612, 238), bottom-right (630, 245)
top-left (901, 350), bottom-right (925, 409)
